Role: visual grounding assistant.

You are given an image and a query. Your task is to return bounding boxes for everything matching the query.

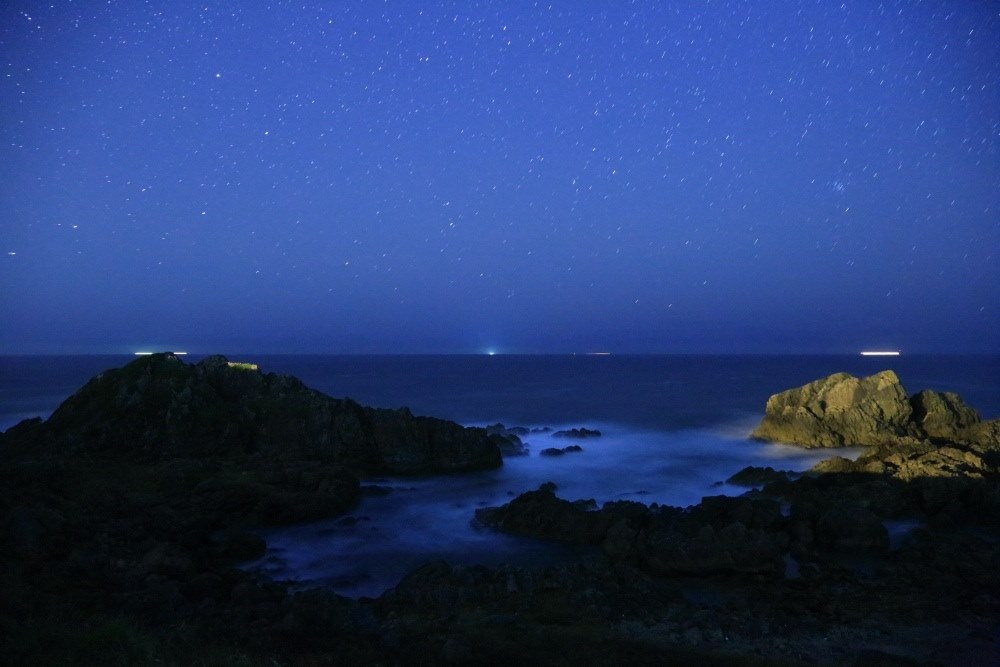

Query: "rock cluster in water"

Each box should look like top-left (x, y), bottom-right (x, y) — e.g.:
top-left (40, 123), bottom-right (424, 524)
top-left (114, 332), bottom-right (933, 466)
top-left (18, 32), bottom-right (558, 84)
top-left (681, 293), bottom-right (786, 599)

top-left (750, 369), bottom-right (1000, 449)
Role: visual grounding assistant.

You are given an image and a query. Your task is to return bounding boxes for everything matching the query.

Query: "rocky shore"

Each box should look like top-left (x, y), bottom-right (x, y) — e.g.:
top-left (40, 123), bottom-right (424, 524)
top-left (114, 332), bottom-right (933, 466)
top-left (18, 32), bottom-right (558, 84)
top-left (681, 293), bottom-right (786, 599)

top-left (750, 369), bottom-right (999, 450)
top-left (2, 363), bottom-right (998, 665)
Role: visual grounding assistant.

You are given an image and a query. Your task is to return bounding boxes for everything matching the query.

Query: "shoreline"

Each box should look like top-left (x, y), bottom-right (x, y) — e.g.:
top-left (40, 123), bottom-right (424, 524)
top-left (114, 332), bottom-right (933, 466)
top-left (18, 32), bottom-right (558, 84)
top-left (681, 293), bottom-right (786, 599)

top-left (2, 357), bottom-right (998, 665)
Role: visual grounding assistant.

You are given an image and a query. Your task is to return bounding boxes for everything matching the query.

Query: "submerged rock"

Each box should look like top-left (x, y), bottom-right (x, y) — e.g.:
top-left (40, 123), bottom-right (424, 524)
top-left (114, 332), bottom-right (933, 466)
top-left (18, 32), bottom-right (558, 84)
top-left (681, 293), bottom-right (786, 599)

top-left (539, 445), bottom-right (584, 456)
top-left (552, 427), bottom-right (602, 439)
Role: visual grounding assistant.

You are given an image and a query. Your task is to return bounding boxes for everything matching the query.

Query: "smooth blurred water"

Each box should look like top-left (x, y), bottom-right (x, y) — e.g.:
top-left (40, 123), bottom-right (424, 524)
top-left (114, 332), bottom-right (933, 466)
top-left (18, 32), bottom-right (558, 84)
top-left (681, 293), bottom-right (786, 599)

top-left (252, 422), bottom-right (863, 598)
top-left (2, 354), bottom-right (997, 597)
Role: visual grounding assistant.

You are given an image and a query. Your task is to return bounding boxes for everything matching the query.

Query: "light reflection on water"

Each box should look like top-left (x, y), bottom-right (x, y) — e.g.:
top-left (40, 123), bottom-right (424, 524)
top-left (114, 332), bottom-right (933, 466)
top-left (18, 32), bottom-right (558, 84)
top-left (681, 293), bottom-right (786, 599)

top-left (248, 421), bottom-right (858, 598)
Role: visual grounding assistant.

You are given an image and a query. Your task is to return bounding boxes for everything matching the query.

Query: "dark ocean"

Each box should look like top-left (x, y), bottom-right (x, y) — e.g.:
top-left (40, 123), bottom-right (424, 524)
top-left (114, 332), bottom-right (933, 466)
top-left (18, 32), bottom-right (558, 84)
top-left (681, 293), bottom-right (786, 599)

top-left (2, 354), bottom-right (998, 597)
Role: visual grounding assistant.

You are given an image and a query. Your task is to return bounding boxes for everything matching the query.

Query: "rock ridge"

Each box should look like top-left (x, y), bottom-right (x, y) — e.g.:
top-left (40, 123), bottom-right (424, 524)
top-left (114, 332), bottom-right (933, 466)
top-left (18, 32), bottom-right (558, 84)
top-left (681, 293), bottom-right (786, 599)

top-left (6, 352), bottom-right (502, 475)
top-left (751, 369), bottom-right (999, 450)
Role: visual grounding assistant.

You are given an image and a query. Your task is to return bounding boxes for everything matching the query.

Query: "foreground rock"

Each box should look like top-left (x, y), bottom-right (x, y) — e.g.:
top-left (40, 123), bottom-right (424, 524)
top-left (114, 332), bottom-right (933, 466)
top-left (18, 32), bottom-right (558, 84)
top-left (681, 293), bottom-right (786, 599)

top-left (751, 370), bottom-right (1000, 450)
top-left (471, 422), bottom-right (1000, 664)
top-left (476, 484), bottom-right (787, 576)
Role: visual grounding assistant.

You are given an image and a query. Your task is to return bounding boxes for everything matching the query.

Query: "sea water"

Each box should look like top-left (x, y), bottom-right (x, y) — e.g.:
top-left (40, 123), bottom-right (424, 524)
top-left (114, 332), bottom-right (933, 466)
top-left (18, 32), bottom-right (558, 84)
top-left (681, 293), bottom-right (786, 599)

top-left (2, 354), bottom-right (998, 598)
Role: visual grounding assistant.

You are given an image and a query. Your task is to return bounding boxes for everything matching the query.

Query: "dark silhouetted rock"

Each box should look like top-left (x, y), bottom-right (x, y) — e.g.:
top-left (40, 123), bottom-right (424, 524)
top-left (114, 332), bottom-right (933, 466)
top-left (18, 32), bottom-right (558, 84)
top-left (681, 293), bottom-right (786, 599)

top-left (474, 484), bottom-right (610, 544)
top-left (814, 504), bottom-right (888, 552)
top-left (213, 530), bottom-right (267, 561)
top-left (552, 427), bottom-right (602, 439)
top-left (726, 466), bottom-right (791, 487)
top-left (484, 423), bottom-right (530, 456)
top-left (640, 520), bottom-right (786, 576)
top-left (539, 445), bottom-right (583, 456)
top-left (477, 487), bottom-right (787, 576)
top-left (18, 353), bottom-right (501, 476)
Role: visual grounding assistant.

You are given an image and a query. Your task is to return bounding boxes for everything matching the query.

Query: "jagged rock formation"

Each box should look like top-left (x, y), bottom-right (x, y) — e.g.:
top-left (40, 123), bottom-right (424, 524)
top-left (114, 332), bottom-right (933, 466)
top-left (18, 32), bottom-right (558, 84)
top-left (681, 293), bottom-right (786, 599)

top-left (751, 370), bottom-right (999, 450)
top-left (750, 370), bottom-right (915, 447)
top-left (475, 484), bottom-right (788, 576)
top-left (6, 353), bottom-right (502, 475)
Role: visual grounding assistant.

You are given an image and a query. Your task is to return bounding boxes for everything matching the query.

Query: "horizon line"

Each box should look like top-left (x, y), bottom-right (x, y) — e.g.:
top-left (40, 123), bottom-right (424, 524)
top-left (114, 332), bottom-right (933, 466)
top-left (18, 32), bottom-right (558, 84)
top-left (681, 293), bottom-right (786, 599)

top-left (2, 350), bottom-right (998, 357)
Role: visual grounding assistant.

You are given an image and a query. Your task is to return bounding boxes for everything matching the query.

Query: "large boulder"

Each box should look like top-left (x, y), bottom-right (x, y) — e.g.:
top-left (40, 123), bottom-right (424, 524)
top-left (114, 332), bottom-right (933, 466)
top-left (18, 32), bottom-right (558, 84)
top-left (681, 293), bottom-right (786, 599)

top-left (910, 390), bottom-right (980, 440)
top-left (751, 371), bottom-right (918, 447)
top-left (909, 390), bottom-right (1000, 451)
top-left (751, 371), bottom-right (1000, 452)
top-left (474, 484), bottom-right (611, 544)
top-left (7, 353), bottom-right (502, 476)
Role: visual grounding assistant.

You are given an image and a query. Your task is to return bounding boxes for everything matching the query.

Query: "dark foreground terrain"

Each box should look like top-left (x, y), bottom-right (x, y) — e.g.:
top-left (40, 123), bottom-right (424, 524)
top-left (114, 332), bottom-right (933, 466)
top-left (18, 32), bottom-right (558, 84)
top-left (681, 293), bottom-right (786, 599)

top-left (2, 356), bottom-right (998, 665)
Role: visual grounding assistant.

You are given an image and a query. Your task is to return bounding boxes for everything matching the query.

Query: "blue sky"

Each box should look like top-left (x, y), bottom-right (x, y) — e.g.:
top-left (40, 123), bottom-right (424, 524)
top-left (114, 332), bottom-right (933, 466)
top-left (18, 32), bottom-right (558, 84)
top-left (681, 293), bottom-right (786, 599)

top-left (2, 1), bottom-right (998, 353)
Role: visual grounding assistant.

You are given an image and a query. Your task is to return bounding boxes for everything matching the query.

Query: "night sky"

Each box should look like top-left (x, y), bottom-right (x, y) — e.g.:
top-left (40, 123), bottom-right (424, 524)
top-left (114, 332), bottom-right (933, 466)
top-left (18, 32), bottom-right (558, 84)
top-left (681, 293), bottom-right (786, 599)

top-left (2, 2), bottom-right (998, 354)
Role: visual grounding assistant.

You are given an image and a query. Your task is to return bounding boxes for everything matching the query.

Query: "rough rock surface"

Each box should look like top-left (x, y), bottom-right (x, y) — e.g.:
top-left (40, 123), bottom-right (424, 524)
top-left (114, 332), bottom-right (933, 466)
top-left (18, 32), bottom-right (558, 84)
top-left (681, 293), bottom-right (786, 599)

top-left (10, 353), bottom-right (502, 475)
top-left (476, 485), bottom-right (787, 576)
top-left (751, 370), bottom-right (1000, 450)
top-left (750, 371), bottom-right (915, 447)
top-left (910, 390), bottom-right (978, 437)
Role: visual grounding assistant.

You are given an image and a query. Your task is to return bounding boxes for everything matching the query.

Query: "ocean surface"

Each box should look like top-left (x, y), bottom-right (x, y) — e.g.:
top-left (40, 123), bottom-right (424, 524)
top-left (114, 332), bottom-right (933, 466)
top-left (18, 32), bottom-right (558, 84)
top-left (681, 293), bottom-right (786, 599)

top-left (2, 354), bottom-right (999, 598)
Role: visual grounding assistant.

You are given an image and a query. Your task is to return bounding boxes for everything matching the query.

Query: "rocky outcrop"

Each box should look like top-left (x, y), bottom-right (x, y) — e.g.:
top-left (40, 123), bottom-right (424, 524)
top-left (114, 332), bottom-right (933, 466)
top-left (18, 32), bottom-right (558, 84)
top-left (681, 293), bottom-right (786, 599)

top-left (910, 390), bottom-right (978, 438)
top-left (751, 370), bottom-right (1000, 450)
top-left (484, 423), bottom-right (530, 456)
top-left (552, 427), bottom-right (602, 439)
top-left (9, 353), bottom-right (502, 475)
top-left (0, 353), bottom-right (508, 665)
top-left (750, 371), bottom-right (915, 447)
top-left (539, 445), bottom-right (583, 456)
top-left (725, 466), bottom-right (792, 487)
top-left (474, 484), bottom-right (612, 544)
top-left (476, 485), bottom-right (787, 576)
top-left (811, 439), bottom-right (1000, 481)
